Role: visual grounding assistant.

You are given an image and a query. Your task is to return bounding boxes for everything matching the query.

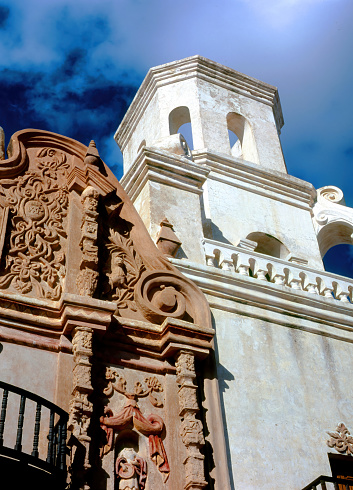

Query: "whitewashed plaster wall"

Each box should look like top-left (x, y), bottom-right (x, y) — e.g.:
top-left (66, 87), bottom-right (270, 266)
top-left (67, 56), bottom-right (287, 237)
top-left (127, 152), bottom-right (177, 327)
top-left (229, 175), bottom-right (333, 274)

top-left (212, 308), bottom-right (353, 490)
top-left (203, 174), bottom-right (323, 270)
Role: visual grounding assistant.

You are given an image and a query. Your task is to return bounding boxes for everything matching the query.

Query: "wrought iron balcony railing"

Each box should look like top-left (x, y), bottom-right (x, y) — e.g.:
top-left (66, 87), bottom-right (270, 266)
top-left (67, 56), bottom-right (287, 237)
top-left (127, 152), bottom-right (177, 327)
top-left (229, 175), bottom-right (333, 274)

top-left (0, 380), bottom-right (68, 487)
top-left (301, 475), bottom-right (353, 490)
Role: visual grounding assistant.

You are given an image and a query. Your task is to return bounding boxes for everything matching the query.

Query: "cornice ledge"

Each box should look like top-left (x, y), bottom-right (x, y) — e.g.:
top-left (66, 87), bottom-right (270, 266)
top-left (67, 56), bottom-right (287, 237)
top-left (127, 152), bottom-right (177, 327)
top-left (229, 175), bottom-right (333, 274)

top-left (115, 55), bottom-right (283, 151)
top-left (192, 149), bottom-right (316, 209)
top-left (121, 147), bottom-right (211, 201)
top-left (60, 293), bottom-right (117, 335)
top-left (170, 258), bottom-right (353, 341)
top-left (113, 315), bottom-right (215, 358)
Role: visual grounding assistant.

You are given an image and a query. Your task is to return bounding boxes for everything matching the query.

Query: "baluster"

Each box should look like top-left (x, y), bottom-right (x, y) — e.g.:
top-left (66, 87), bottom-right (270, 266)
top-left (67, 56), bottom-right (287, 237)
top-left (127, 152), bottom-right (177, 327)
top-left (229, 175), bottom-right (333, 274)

top-left (322, 286), bottom-right (334, 298)
top-left (289, 277), bottom-right (302, 290)
top-left (333, 482), bottom-right (339, 490)
top-left (14, 395), bottom-right (26, 452)
top-left (0, 389), bottom-right (8, 447)
top-left (319, 479), bottom-right (327, 489)
top-left (59, 418), bottom-right (67, 471)
top-left (205, 254), bottom-right (215, 267)
top-left (220, 259), bottom-right (234, 272)
top-left (273, 274), bottom-right (285, 285)
top-left (31, 402), bottom-right (42, 458)
top-left (47, 410), bottom-right (55, 464)
top-left (255, 268), bottom-right (268, 281)
top-left (55, 422), bottom-right (61, 466)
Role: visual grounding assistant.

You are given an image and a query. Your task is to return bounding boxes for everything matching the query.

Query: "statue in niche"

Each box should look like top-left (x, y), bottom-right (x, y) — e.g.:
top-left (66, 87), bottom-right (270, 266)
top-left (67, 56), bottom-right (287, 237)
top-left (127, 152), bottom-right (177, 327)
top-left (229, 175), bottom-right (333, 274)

top-left (116, 448), bottom-right (147, 490)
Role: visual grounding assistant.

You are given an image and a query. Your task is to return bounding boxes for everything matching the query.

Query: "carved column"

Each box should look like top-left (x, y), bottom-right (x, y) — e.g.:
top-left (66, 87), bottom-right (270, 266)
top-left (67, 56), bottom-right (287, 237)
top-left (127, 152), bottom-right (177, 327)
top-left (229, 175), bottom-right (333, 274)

top-left (76, 186), bottom-right (99, 296)
top-left (69, 327), bottom-right (94, 487)
top-left (176, 350), bottom-right (207, 490)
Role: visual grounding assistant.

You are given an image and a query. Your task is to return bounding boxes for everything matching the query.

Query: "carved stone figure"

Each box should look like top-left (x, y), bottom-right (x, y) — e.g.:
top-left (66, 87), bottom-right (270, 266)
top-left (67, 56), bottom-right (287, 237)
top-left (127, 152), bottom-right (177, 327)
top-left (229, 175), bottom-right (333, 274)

top-left (116, 448), bottom-right (147, 490)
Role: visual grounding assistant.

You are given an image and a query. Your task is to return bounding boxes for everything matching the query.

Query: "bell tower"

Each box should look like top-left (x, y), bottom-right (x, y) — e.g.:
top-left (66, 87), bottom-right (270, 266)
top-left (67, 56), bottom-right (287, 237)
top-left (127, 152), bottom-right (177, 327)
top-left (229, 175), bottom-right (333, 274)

top-left (116, 55), bottom-right (286, 173)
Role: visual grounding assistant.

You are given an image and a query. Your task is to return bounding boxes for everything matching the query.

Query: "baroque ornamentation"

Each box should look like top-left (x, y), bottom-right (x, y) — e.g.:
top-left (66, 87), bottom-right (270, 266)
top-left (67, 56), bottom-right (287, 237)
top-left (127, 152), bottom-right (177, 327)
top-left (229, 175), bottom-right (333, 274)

top-left (76, 186), bottom-right (100, 296)
top-left (327, 423), bottom-right (353, 455)
top-left (104, 226), bottom-right (145, 311)
top-left (318, 186), bottom-right (345, 205)
top-left (116, 448), bottom-right (147, 490)
top-left (0, 150), bottom-right (69, 299)
top-left (176, 350), bottom-right (207, 490)
top-left (68, 327), bottom-right (94, 482)
top-left (103, 369), bottom-right (164, 408)
top-left (100, 370), bottom-right (169, 483)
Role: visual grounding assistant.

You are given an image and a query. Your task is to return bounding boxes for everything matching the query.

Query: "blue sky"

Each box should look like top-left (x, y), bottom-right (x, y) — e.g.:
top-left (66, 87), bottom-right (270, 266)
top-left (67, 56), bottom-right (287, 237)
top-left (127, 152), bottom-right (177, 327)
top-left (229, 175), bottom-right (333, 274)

top-left (0, 0), bottom-right (352, 272)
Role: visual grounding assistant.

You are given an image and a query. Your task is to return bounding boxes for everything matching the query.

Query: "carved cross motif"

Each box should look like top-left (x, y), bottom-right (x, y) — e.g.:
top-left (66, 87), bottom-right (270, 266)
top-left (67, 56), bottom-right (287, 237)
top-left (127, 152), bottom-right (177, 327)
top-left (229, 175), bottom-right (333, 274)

top-left (327, 423), bottom-right (353, 455)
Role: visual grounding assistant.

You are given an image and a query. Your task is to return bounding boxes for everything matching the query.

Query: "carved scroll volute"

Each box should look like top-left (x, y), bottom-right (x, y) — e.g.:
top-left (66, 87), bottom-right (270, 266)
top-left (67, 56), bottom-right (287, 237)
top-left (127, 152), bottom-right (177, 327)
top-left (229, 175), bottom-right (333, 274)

top-left (176, 350), bottom-right (207, 490)
top-left (76, 186), bottom-right (100, 296)
top-left (134, 270), bottom-right (211, 327)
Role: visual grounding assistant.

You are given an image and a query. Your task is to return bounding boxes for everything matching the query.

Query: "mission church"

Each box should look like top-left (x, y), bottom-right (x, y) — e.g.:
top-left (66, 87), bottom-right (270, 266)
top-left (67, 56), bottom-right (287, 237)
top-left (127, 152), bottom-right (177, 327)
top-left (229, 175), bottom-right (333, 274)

top-left (0, 56), bottom-right (353, 490)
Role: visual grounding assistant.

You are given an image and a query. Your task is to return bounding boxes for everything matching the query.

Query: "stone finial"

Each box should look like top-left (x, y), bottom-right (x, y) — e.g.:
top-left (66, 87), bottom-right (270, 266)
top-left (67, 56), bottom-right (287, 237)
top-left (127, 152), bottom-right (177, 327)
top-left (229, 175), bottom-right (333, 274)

top-left (84, 139), bottom-right (101, 167)
top-left (0, 127), bottom-right (5, 160)
top-left (156, 217), bottom-right (182, 257)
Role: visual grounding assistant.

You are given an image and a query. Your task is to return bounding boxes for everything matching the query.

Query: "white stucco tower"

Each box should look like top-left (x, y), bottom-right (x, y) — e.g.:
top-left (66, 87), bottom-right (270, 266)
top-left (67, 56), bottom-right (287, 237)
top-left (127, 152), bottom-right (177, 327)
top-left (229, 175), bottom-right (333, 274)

top-left (116, 56), bottom-right (353, 489)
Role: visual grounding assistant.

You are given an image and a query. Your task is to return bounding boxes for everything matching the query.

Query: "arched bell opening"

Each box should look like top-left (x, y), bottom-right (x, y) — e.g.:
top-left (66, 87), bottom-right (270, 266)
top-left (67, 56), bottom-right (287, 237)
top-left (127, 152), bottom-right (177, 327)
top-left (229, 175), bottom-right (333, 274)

top-left (318, 221), bottom-right (353, 279)
top-left (169, 106), bottom-right (194, 150)
top-left (246, 232), bottom-right (289, 259)
top-left (226, 112), bottom-right (259, 163)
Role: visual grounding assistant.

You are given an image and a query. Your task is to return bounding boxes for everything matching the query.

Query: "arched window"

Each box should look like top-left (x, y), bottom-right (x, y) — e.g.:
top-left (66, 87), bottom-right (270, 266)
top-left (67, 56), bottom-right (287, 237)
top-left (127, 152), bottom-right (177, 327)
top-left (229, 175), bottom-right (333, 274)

top-left (246, 232), bottom-right (289, 259)
top-left (169, 106), bottom-right (193, 150)
top-left (323, 244), bottom-right (353, 279)
top-left (227, 112), bottom-right (258, 163)
top-left (318, 220), bottom-right (353, 279)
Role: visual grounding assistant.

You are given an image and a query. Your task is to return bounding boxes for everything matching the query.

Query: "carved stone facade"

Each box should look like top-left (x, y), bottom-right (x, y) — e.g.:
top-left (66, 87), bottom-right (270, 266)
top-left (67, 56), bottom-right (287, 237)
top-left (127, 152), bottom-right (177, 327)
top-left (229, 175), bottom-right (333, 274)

top-left (176, 350), bottom-right (207, 490)
top-left (69, 326), bottom-right (94, 485)
top-left (77, 185), bottom-right (100, 296)
top-left (4, 57), bottom-right (353, 490)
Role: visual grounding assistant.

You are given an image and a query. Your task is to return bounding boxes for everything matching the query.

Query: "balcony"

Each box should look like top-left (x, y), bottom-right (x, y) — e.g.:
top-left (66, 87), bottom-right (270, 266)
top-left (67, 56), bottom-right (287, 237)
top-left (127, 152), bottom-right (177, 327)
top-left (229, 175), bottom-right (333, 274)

top-left (202, 238), bottom-right (353, 304)
top-left (301, 475), bottom-right (353, 489)
top-left (0, 380), bottom-right (68, 489)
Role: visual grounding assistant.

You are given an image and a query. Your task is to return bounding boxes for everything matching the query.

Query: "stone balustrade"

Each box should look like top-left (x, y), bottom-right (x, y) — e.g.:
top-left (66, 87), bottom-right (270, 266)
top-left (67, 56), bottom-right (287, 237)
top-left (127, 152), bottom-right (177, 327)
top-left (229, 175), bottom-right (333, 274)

top-left (202, 238), bottom-right (353, 303)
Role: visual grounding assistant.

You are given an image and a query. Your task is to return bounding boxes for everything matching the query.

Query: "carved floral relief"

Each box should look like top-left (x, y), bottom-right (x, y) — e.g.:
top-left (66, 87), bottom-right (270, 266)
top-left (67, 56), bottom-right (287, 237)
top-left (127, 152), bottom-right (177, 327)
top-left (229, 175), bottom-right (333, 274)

top-left (104, 226), bottom-right (145, 312)
top-left (327, 423), bottom-right (353, 455)
top-left (0, 148), bottom-right (69, 299)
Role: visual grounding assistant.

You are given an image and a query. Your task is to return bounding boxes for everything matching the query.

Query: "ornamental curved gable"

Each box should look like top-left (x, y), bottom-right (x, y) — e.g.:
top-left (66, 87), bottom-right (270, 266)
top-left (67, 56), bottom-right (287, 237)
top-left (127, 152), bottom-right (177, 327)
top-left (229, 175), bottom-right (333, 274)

top-left (0, 129), bottom-right (211, 330)
top-left (313, 186), bottom-right (353, 257)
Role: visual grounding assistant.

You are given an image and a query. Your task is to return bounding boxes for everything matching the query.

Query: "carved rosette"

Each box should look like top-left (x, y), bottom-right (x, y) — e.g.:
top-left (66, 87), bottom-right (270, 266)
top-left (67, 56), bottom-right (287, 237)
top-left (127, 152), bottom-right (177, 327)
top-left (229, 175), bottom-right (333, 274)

top-left (69, 327), bottom-right (94, 476)
top-left (176, 350), bottom-right (207, 490)
top-left (76, 186), bottom-right (100, 296)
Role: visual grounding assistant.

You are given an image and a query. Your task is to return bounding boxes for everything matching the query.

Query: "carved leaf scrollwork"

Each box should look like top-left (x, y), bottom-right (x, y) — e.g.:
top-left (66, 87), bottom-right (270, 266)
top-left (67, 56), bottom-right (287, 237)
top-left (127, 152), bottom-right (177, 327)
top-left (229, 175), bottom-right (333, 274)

top-left (327, 423), bottom-right (353, 455)
top-left (0, 148), bottom-right (69, 299)
top-left (103, 368), bottom-right (164, 408)
top-left (105, 229), bottom-right (145, 311)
